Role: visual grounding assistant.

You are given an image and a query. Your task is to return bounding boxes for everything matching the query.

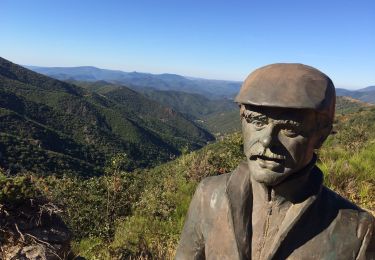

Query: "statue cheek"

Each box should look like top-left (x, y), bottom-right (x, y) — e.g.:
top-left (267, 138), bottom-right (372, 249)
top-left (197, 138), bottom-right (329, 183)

top-left (244, 131), bottom-right (263, 153)
top-left (281, 136), bottom-right (310, 160)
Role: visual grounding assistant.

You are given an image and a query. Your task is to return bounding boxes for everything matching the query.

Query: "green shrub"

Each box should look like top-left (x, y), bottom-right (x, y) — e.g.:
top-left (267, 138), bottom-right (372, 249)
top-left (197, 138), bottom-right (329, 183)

top-left (0, 168), bottom-right (38, 204)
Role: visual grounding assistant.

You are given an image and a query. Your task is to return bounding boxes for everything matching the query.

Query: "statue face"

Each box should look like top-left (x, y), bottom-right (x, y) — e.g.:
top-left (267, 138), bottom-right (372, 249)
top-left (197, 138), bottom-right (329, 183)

top-left (242, 105), bottom-right (321, 186)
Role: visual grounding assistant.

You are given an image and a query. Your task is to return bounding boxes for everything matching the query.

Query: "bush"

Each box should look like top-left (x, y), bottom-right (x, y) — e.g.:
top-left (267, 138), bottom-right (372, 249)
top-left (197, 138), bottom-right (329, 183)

top-left (0, 168), bottom-right (38, 204)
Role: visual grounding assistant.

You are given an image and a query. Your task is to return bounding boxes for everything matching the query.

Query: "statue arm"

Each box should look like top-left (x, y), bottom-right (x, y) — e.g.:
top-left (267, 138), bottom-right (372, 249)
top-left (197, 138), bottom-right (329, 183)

top-left (365, 217), bottom-right (375, 259)
top-left (175, 181), bottom-right (206, 260)
top-left (356, 213), bottom-right (375, 260)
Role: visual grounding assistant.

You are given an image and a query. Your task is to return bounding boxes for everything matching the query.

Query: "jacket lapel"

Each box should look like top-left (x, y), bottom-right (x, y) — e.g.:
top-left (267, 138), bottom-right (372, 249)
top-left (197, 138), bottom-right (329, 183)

top-left (225, 161), bottom-right (253, 259)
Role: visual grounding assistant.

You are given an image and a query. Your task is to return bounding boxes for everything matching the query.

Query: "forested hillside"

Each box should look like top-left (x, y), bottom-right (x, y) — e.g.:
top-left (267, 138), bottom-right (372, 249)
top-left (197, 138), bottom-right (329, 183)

top-left (73, 80), bottom-right (237, 120)
top-left (0, 57), bottom-right (214, 176)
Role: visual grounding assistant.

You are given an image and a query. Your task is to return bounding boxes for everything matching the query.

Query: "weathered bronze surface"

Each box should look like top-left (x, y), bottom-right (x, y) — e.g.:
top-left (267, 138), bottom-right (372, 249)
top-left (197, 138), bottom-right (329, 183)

top-left (176, 64), bottom-right (375, 259)
top-left (234, 63), bottom-right (335, 119)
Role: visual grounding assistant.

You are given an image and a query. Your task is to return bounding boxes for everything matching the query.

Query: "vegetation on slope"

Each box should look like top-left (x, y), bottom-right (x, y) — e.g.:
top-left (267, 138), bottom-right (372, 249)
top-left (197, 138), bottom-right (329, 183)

top-left (0, 168), bottom-right (72, 259)
top-left (74, 80), bottom-right (237, 125)
top-left (335, 96), bottom-right (373, 115)
top-left (137, 88), bottom-right (236, 119)
top-left (201, 109), bottom-right (241, 136)
top-left (0, 57), bottom-right (214, 176)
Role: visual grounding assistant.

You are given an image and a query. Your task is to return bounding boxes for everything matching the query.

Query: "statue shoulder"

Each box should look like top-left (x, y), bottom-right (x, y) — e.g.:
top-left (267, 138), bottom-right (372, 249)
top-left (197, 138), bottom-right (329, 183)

top-left (196, 161), bottom-right (248, 196)
top-left (320, 185), bottom-right (375, 239)
top-left (320, 186), bottom-right (363, 211)
top-left (196, 172), bottom-right (230, 197)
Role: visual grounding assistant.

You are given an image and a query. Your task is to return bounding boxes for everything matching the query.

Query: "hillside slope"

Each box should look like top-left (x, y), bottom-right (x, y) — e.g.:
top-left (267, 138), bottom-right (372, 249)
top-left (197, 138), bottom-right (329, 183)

top-left (0, 57), bottom-right (214, 175)
top-left (335, 96), bottom-right (374, 114)
top-left (73, 81), bottom-right (237, 120)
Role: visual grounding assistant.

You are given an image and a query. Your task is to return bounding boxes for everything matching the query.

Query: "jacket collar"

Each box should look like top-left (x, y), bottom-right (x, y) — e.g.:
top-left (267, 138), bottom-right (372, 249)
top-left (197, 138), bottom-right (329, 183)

top-left (225, 160), bottom-right (253, 259)
top-left (225, 156), bottom-right (323, 259)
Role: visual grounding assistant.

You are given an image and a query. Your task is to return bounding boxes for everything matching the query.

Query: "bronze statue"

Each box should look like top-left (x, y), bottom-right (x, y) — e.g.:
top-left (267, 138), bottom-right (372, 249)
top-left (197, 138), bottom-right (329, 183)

top-left (176, 64), bottom-right (375, 259)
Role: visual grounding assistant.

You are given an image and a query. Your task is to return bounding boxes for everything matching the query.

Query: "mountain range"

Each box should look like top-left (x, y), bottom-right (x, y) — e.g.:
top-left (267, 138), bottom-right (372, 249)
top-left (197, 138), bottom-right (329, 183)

top-left (336, 87), bottom-right (375, 103)
top-left (27, 65), bottom-right (375, 104)
top-left (0, 57), bottom-right (214, 176)
top-left (26, 65), bottom-right (241, 99)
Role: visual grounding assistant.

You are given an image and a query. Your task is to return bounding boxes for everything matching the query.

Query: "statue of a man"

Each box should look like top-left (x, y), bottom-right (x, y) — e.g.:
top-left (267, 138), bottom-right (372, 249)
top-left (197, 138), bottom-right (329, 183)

top-left (176, 64), bottom-right (375, 259)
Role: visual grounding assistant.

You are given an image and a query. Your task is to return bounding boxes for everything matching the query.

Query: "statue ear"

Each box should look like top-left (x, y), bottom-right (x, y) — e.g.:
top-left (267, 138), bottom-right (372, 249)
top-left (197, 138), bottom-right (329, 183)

top-left (314, 125), bottom-right (332, 149)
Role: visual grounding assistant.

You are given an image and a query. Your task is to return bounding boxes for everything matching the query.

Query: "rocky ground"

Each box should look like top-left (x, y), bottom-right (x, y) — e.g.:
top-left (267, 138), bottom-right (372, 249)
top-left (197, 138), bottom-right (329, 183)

top-left (0, 199), bottom-right (71, 260)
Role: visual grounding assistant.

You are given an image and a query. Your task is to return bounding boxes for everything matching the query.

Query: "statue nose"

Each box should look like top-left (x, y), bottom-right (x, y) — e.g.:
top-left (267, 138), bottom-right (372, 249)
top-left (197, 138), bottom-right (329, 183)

top-left (260, 124), bottom-right (276, 148)
top-left (260, 136), bottom-right (272, 148)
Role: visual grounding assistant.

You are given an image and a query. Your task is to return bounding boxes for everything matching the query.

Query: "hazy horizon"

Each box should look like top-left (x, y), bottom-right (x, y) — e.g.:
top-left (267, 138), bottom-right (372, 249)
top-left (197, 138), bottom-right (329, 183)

top-left (21, 62), bottom-right (372, 90)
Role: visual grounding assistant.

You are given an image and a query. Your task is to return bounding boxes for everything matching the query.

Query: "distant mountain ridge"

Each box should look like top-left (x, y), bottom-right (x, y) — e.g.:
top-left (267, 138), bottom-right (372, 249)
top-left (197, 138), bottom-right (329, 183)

top-left (0, 57), bottom-right (214, 176)
top-left (26, 65), bottom-right (241, 99)
top-left (27, 65), bottom-right (375, 103)
top-left (336, 87), bottom-right (375, 103)
top-left (357, 85), bottom-right (375, 92)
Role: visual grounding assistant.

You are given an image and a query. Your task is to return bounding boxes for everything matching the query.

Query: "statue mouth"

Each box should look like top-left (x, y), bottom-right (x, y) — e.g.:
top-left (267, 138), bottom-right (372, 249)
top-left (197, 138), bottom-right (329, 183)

top-left (249, 154), bottom-right (285, 163)
top-left (252, 155), bottom-right (286, 171)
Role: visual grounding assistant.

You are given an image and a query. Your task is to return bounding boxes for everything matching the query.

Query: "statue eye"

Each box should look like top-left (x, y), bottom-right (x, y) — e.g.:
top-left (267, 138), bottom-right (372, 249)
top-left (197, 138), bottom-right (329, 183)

top-left (247, 119), bottom-right (266, 128)
top-left (254, 121), bottom-right (265, 127)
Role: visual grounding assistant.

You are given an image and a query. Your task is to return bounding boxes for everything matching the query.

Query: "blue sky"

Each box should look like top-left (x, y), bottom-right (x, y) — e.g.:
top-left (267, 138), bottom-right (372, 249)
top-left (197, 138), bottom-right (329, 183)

top-left (1, 0), bottom-right (374, 88)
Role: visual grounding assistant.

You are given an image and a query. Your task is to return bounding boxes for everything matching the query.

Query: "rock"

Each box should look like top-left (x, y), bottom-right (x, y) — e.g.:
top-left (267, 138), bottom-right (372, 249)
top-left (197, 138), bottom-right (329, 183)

top-left (0, 200), bottom-right (71, 260)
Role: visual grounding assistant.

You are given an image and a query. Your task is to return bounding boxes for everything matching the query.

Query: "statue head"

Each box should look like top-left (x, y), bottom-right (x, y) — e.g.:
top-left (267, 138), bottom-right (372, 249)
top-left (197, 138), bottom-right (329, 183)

top-left (235, 63), bottom-right (335, 186)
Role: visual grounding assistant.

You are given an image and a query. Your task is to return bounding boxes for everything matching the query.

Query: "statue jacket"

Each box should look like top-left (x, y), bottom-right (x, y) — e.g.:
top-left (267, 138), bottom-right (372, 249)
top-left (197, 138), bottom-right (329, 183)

top-left (176, 160), bottom-right (375, 260)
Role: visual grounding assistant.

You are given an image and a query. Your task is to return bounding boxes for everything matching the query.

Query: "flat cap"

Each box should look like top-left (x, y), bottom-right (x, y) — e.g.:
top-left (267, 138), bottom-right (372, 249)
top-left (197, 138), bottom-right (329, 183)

top-left (235, 63), bottom-right (336, 119)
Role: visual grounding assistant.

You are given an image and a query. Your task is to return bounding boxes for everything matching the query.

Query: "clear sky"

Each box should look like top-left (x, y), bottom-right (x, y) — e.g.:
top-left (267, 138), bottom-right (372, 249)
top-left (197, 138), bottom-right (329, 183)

top-left (1, 0), bottom-right (374, 88)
